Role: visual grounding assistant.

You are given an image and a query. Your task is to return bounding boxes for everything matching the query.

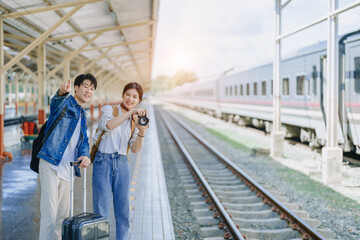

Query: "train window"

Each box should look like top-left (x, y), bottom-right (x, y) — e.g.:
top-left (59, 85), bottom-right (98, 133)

top-left (282, 78), bottom-right (289, 96)
top-left (261, 81), bottom-right (266, 95)
top-left (225, 87), bottom-right (228, 96)
top-left (240, 84), bottom-right (243, 95)
top-left (230, 86), bottom-right (233, 96)
top-left (271, 80), bottom-right (273, 95)
top-left (246, 83), bottom-right (250, 96)
top-left (235, 85), bottom-right (238, 96)
top-left (296, 76), bottom-right (305, 95)
top-left (312, 65), bottom-right (317, 95)
top-left (254, 82), bottom-right (258, 95)
top-left (355, 57), bottom-right (360, 93)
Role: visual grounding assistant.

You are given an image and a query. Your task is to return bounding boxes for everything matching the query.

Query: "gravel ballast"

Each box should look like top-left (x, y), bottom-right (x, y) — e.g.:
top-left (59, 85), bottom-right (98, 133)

top-left (160, 104), bottom-right (360, 240)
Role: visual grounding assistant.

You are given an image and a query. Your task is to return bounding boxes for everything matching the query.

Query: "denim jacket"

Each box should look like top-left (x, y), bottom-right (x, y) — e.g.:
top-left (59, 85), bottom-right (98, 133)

top-left (37, 90), bottom-right (89, 177)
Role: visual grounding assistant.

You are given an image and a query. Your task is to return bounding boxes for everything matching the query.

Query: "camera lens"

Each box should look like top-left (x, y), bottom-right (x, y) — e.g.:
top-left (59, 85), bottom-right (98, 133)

top-left (138, 116), bottom-right (149, 126)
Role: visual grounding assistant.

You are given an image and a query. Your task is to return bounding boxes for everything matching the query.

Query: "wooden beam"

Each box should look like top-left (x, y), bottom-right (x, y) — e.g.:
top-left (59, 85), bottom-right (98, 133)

top-left (47, 21), bottom-right (153, 41)
top-left (1, 5), bottom-right (83, 75)
top-left (82, 38), bottom-right (153, 52)
top-left (82, 47), bottom-right (114, 73)
top-left (0, 0), bottom-right (106, 19)
top-left (4, 33), bottom-right (33, 42)
top-left (46, 32), bottom-right (102, 81)
top-left (95, 49), bottom-right (151, 61)
top-left (4, 51), bottom-right (37, 79)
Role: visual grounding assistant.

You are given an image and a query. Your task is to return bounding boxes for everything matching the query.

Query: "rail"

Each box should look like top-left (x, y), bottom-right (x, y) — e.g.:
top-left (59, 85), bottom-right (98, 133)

top-left (158, 108), bottom-right (246, 240)
top-left (164, 108), bottom-right (326, 240)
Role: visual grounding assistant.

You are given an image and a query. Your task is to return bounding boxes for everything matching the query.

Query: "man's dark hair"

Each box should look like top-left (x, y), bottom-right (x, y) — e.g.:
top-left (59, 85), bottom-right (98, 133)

top-left (74, 73), bottom-right (97, 89)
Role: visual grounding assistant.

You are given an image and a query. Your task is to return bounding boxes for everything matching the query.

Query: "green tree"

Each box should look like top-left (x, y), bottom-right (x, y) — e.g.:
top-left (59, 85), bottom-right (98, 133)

top-left (151, 75), bottom-right (171, 95)
top-left (170, 69), bottom-right (198, 89)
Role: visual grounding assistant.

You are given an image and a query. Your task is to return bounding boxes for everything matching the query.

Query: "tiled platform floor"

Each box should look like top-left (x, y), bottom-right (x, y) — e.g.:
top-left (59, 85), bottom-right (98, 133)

top-left (0, 103), bottom-right (175, 239)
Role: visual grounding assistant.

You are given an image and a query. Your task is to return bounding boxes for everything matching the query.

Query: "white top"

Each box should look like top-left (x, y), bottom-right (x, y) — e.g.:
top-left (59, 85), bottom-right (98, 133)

top-left (95, 104), bottom-right (138, 155)
top-left (51, 116), bottom-right (81, 182)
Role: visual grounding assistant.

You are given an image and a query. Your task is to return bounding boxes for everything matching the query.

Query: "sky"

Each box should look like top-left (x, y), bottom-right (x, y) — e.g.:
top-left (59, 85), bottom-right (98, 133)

top-left (151, 0), bottom-right (360, 80)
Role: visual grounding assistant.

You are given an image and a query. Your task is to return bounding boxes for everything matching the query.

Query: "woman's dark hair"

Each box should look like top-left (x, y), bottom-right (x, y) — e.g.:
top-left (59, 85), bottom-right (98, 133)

top-left (122, 82), bottom-right (144, 102)
top-left (74, 73), bottom-right (97, 89)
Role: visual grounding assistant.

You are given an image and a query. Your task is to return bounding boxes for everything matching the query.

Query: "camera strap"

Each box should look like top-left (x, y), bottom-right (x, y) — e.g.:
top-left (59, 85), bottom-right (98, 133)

top-left (127, 118), bottom-right (136, 155)
top-left (120, 103), bottom-right (136, 155)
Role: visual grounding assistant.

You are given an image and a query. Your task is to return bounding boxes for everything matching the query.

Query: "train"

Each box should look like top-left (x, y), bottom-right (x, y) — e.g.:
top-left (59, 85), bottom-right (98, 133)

top-left (165, 29), bottom-right (360, 154)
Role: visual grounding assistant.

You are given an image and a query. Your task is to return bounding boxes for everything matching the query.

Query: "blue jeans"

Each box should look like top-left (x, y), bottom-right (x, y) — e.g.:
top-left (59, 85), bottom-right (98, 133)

top-left (92, 151), bottom-right (130, 240)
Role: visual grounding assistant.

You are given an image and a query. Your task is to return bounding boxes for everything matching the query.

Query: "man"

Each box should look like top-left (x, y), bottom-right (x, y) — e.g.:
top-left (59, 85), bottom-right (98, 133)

top-left (37, 74), bottom-right (97, 240)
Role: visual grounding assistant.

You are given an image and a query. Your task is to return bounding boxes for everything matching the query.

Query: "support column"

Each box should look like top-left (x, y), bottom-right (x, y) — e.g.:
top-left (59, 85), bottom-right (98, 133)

top-left (38, 41), bottom-right (46, 125)
top-left (24, 78), bottom-right (29, 114)
top-left (8, 80), bottom-right (12, 105)
top-left (0, 20), bottom-right (12, 160)
top-left (32, 81), bottom-right (36, 113)
top-left (271, 0), bottom-right (284, 157)
top-left (64, 59), bottom-right (70, 81)
top-left (322, 0), bottom-right (342, 185)
top-left (79, 59), bottom-right (84, 74)
top-left (15, 76), bottom-right (19, 116)
top-left (90, 104), bottom-right (94, 121)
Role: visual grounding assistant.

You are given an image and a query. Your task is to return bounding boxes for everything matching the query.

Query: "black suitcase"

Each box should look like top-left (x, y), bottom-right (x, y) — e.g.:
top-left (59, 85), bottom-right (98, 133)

top-left (62, 161), bottom-right (110, 240)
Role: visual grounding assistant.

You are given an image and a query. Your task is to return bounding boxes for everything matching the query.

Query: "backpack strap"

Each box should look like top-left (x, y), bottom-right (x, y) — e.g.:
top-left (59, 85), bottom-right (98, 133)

top-left (95, 105), bottom-right (119, 147)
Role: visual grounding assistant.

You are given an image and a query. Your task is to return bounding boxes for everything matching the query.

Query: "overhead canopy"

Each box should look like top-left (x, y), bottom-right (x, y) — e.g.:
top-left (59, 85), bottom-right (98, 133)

top-left (0, 0), bottom-right (160, 92)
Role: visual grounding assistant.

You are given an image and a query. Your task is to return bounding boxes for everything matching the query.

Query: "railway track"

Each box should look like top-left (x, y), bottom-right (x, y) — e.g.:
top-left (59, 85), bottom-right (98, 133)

top-left (156, 106), bottom-right (327, 240)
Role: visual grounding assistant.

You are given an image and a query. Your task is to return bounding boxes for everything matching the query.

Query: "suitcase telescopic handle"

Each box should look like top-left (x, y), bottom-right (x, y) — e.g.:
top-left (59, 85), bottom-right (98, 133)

top-left (70, 160), bottom-right (87, 218)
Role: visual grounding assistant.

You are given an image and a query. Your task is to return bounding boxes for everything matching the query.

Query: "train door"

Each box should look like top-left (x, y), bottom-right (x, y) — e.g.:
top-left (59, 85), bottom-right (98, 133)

top-left (345, 43), bottom-right (360, 150)
top-left (320, 56), bottom-right (328, 127)
top-left (320, 56), bottom-right (346, 146)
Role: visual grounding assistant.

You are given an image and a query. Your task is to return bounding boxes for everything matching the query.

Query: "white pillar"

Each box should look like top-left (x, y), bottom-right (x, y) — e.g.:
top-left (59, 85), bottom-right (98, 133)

top-left (271, 0), bottom-right (284, 157)
top-left (8, 80), bottom-right (12, 105)
top-left (15, 76), bottom-right (19, 103)
top-left (64, 59), bottom-right (70, 81)
top-left (38, 41), bottom-right (46, 124)
top-left (322, 0), bottom-right (342, 186)
top-left (24, 77), bottom-right (29, 102)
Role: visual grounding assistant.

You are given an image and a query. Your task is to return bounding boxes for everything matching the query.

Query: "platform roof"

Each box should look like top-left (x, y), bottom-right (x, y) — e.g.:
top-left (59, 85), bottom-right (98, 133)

top-left (0, 0), bottom-right (159, 92)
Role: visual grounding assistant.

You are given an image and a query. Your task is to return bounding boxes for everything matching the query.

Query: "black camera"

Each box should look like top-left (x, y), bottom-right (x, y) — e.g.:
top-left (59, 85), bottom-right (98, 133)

top-left (138, 115), bottom-right (149, 126)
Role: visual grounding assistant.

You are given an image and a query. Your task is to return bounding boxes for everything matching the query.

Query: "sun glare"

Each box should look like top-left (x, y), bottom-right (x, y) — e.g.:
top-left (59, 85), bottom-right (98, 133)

top-left (174, 53), bottom-right (187, 69)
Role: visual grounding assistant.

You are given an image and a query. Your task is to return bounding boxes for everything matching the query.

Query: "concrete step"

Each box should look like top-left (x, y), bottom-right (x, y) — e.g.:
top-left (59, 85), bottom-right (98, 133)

top-left (233, 217), bottom-right (288, 228)
top-left (190, 201), bottom-right (209, 209)
top-left (215, 189), bottom-right (255, 197)
top-left (228, 209), bottom-right (278, 219)
top-left (193, 208), bottom-right (214, 217)
top-left (222, 202), bottom-right (270, 211)
top-left (211, 184), bottom-right (247, 191)
top-left (207, 179), bottom-right (242, 185)
top-left (205, 175), bottom-right (238, 181)
top-left (187, 194), bottom-right (205, 202)
top-left (315, 228), bottom-right (337, 239)
top-left (196, 216), bottom-right (219, 226)
top-left (239, 227), bottom-right (301, 239)
top-left (219, 195), bottom-right (263, 204)
top-left (201, 226), bottom-right (225, 238)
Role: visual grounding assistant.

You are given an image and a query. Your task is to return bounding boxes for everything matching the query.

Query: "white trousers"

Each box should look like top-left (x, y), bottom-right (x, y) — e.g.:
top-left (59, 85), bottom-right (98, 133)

top-left (39, 159), bottom-right (70, 240)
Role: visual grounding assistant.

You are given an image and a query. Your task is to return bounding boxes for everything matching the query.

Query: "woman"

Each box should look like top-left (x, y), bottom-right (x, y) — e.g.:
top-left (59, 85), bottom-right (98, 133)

top-left (92, 82), bottom-right (148, 240)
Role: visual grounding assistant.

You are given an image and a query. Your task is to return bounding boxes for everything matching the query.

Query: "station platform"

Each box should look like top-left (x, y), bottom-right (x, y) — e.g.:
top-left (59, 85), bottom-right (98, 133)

top-left (4, 104), bottom-right (37, 120)
top-left (0, 104), bottom-right (175, 239)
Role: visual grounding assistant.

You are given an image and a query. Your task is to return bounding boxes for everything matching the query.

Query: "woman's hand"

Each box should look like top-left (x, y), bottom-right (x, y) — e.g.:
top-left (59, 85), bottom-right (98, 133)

top-left (131, 108), bottom-right (148, 117)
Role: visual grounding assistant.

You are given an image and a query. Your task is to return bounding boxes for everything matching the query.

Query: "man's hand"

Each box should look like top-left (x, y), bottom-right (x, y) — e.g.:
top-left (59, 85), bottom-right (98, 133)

top-left (59, 79), bottom-right (71, 96)
top-left (77, 156), bottom-right (91, 168)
